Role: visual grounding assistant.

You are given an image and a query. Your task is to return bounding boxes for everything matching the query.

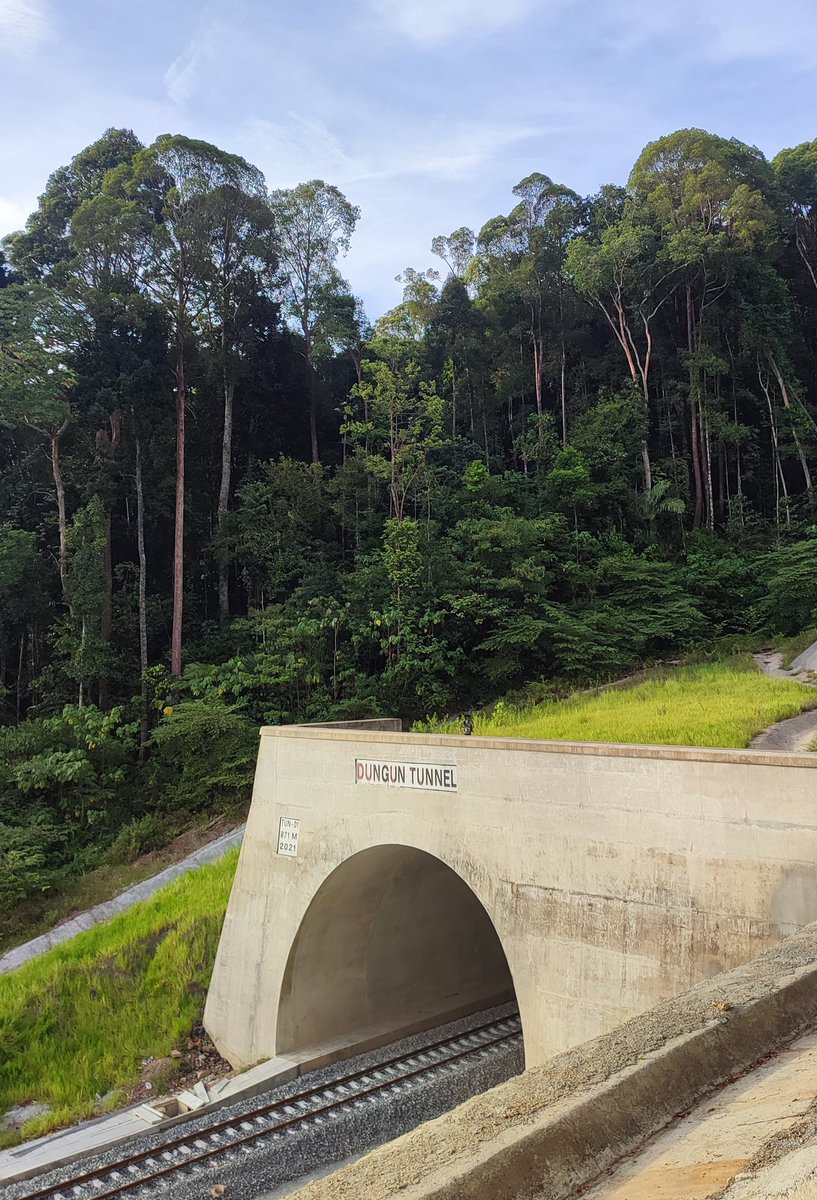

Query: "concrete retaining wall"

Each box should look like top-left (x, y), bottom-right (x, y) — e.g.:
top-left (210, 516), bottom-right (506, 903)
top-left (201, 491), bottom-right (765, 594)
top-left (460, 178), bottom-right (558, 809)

top-left (205, 725), bottom-right (817, 1069)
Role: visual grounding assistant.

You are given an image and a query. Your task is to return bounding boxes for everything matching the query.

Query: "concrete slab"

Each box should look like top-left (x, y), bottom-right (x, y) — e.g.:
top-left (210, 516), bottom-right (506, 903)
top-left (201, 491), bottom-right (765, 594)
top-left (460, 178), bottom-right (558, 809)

top-left (0, 1105), bottom-right (160, 1184)
top-left (791, 641), bottom-right (817, 674)
top-left (216, 1057), bottom-right (299, 1102)
top-left (583, 1028), bottom-right (817, 1198)
top-left (722, 1145), bottom-right (817, 1198)
top-left (286, 925), bottom-right (817, 1200)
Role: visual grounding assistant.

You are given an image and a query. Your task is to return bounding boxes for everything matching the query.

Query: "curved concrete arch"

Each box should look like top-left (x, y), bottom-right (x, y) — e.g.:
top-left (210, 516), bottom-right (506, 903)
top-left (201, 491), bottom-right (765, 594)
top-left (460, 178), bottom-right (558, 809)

top-left (276, 844), bottom-right (519, 1058)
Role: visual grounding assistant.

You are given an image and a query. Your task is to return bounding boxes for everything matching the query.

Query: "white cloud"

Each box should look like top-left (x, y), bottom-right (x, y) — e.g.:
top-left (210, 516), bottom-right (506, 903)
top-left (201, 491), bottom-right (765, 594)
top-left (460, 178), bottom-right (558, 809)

top-left (368, 0), bottom-right (546, 46)
top-left (164, 12), bottom-right (228, 105)
top-left (165, 35), bottom-right (210, 105)
top-left (368, 0), bottom-right (817, 60)
top-left (0, 196), bottom-right (31, 237)
top-left (0, 0), bottom-right (49, 53)
top-left (608, 0), bottom-right (817, 65)
top-left (240, 111), bottom-right (546, 192)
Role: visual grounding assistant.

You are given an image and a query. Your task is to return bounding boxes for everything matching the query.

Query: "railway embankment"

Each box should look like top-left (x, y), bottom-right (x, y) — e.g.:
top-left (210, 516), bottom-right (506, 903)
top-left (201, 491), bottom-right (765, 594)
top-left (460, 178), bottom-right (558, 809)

top-left (289, 924), bottom-right (817, 1200)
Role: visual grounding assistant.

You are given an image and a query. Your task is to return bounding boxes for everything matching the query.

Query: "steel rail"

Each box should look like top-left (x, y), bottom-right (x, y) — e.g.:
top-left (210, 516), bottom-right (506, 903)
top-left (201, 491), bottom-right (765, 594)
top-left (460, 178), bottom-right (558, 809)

top-left (20, 1011), bottom-right (521, 1200)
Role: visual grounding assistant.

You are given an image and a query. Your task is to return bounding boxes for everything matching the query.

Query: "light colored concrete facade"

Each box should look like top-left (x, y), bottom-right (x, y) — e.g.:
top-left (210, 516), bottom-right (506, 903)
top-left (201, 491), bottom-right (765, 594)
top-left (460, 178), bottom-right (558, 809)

top-left (204, 724), bottom-right (817, 1070)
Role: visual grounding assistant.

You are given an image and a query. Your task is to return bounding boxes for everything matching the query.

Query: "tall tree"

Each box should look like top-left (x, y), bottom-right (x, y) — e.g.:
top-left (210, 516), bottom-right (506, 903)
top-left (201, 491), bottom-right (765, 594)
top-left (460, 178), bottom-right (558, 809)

top-left (0, 285), bottom-right (80, 589)
top-left (567, 214), bottom-right (671, 492)
top-left (4, 128), bottom-right (144, 281)
top-left (629, 129), bottom-right (777, 526)
top-left (270, 180), bottom-right (360, 463)
top-left (195, 178), bottom-right (275, 622)
top-left (431, 226), bottom-right (475, 279)
top-left (123, 134), bottom-right (268, 675)
top-left (478, 174), bottom-right (582, 444)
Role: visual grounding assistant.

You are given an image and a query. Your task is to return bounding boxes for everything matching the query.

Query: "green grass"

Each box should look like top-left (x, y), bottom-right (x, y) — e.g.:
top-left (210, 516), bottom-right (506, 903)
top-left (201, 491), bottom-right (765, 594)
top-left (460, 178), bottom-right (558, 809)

top-left (0, 848), bottom-right (238, 1142)
top-left (448, 657), bottom-right (815, 748)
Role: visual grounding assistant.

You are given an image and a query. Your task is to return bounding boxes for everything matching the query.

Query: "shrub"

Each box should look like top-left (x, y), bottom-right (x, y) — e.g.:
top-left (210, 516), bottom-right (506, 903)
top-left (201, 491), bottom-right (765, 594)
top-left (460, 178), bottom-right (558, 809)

top-left (105, 815), bottom-right (163, 865)
top-left (149, 700), bottom-right (256, 815)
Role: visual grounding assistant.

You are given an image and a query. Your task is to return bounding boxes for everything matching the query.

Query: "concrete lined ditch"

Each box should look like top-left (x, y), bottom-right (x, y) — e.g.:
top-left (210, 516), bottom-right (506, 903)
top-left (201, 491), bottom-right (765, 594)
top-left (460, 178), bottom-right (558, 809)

top-left (288, 925), bottom-right (817, 1200)
top-left (752, 649), bottom-right (817, 751)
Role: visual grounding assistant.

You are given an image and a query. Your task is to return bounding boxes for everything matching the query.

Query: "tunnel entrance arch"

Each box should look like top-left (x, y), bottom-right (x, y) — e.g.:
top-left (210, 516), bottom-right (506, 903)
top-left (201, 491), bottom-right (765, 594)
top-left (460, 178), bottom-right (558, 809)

top-left (276, 844), bottom-right (520, 1059)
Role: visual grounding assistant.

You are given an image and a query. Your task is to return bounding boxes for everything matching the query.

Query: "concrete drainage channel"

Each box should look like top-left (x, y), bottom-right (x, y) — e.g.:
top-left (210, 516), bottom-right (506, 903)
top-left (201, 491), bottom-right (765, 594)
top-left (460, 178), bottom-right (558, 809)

top-left (7, 1004), bottom-right (523, 1200)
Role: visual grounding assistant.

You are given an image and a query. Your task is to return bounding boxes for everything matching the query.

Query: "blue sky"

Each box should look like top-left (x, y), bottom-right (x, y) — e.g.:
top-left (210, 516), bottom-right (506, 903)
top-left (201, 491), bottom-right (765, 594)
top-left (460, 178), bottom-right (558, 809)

top-left (2, 0), bottom-right (817, 316)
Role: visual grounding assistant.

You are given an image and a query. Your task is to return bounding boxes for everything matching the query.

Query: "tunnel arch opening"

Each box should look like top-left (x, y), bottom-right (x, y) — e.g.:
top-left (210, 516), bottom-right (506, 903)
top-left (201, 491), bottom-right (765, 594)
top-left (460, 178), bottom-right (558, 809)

top-left (276, 844), bottom-right (521, 1060)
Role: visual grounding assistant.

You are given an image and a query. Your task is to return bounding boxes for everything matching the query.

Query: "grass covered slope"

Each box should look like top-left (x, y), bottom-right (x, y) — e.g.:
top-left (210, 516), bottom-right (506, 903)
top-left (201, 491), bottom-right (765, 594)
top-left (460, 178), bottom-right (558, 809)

top-left (0, 848), bottom-right (238, 1143)
top-left (468, 658), bottom-right (814, 748)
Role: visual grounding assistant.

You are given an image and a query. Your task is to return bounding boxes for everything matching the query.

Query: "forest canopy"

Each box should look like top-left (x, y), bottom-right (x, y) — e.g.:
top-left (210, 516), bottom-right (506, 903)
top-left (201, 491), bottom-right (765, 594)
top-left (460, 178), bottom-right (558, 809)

top-left (3, 125), bottom-right (817, 921)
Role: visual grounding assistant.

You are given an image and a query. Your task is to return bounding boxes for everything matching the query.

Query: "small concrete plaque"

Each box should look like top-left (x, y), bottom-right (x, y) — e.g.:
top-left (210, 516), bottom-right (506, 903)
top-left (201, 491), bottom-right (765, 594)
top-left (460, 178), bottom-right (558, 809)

top-left (355, 759), bottom-right (458, 792)
top-left (277, 816), bottom-right (300, 857)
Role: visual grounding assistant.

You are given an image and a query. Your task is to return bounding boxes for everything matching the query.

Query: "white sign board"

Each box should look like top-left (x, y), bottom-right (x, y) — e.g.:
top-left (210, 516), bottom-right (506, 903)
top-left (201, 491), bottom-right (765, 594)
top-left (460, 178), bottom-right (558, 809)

top-left (355, 759), bottom-right (458, 792)
top-left (277, 816), bottom-right (301, 857)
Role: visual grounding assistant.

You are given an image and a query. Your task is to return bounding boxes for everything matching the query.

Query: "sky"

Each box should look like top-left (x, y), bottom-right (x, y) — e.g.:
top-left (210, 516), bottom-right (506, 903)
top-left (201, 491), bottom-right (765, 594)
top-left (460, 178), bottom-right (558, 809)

top-left (2, 0), bottom-right (817, 317)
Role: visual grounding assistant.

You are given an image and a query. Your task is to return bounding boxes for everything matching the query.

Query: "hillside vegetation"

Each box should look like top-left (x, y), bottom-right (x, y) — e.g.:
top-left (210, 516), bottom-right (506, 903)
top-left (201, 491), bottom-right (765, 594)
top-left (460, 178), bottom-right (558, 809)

top-left (423, 658), bottom-right (814, 747)
top-left (5, 126), bottom-right (817, 933)
top-left (0, 849), bottom-right (238, 1145)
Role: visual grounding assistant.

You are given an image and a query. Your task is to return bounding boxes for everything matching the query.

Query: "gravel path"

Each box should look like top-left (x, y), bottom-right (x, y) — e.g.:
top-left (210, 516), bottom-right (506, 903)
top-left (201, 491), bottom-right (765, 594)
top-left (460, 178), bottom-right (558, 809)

top-left (0, 824), bottom-right (245, 976)
top-left (751, 651), bottom-right (817, 753)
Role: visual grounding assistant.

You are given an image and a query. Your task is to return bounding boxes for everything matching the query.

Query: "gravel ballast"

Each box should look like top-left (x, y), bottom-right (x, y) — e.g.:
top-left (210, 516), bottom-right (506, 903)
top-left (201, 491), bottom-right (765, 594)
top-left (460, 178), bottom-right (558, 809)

top-left (7, 1004), bottom-right (522, 1200)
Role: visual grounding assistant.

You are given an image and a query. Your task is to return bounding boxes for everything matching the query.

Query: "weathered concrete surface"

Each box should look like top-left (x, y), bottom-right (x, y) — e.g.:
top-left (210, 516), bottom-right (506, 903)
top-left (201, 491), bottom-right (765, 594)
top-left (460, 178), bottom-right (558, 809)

top-left (721, 1146), bottom-right (817, 1199)
top-left (287, 924), bottom-right (817, 1200)
top-left (790, 640), bottom-right (817, 675)
top-left (755, 651), bottom-right (798, 680)
top-left (206, 724), bottom-right (817, 1072)
top-left (582, 1029), bottom-right (817, 1198)
top-left (750, 706), bottom-right (817, 752)
top-left (0, 825), bottom-right (245, 976)
top-left (752, 652), bottom-right (817, 750)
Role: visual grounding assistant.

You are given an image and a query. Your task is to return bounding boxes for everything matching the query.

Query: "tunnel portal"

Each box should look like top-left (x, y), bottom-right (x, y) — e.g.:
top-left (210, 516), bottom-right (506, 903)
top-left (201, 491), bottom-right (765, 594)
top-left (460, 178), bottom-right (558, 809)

top-left (276, 844), bottom-right (518, 1058)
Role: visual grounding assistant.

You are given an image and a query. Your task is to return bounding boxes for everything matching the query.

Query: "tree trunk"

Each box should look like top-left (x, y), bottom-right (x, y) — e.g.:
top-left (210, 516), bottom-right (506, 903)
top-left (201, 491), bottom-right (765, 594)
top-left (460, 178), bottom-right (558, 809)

top-left (769, 355), bottom-right (813, 501)
top-left (703, 406), bottom-right (715, 530)
top-left (560, 330), bottom-right (567, 448)
top-left (135, 437), bottom-right (149, 762)
top-left (451, 357), bottom-right (457, 439)
top-left (686, 287), bottom-right (704, 529)
top-left (171, 330), bottom-right (185, 678)
top-left (532, 337), bottom-right (543, 417)
top-left (760, 364), bottom-right (791, 527)
top-left (308, 364), bottom-right (319, 464)
top-left (98, 408), bottom-right (121, 708)
top-left (217, 364), bottom-right (236, 625)
top-left (51, 419), bottom-right (70, 594)
top-left (78, 617), bottom-right (86, 708)
top-left (734, 383), bottom-right (744, 515)
top-left (16, 629), bottom-right (24, 721)
top-left (690, 398), bottom-right (704, 530)
top-left (99, 512), bottom-right (112, 708)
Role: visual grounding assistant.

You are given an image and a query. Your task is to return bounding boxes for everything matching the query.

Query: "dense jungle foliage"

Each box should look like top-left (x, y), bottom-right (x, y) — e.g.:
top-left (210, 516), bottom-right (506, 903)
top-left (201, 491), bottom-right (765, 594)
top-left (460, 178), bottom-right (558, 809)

top-left (3, 125), bottom-right (817, 919)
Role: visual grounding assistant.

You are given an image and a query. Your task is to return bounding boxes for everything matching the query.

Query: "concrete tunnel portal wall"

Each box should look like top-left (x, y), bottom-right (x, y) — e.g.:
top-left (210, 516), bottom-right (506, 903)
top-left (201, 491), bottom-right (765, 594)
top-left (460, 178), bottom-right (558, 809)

top-left (204, 721), bottom-right (817, 1071)
top-left (276, 844), bottom-right (517, 1057)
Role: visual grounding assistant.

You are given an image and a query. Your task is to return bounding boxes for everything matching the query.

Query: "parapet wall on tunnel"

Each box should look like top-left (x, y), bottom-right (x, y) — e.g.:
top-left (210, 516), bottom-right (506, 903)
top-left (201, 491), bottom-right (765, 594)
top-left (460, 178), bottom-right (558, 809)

top-left (204, 723), bottom-right (817, 1070)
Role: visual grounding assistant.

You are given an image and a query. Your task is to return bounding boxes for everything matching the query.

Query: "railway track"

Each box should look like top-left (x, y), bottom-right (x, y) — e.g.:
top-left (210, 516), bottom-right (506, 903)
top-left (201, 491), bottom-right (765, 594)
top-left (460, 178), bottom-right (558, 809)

top-left (18, 1010), bottom-right (522, 1200)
